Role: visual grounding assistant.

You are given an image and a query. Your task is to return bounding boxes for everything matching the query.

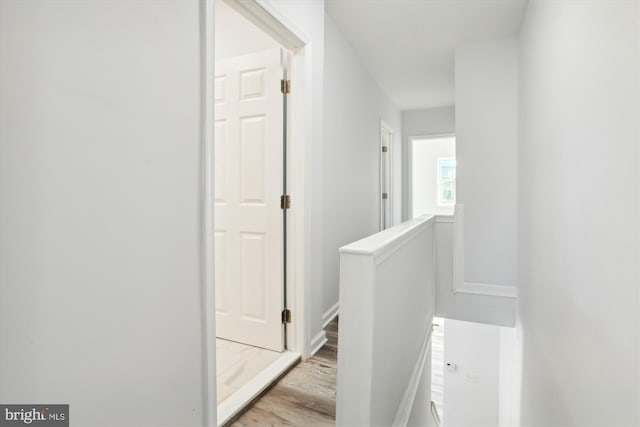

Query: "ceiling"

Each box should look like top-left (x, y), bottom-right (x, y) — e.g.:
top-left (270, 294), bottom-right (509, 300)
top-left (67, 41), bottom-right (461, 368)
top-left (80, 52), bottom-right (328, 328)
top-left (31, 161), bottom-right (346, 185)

top-left (325, 0), bottom-right (528, 111)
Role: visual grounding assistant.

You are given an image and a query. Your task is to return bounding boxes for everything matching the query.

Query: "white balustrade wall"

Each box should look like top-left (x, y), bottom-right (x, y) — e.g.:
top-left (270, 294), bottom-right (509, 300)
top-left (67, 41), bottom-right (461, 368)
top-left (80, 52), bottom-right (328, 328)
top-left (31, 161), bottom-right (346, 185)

top-left (434, 213), bottom-right (517, 327)
top-left (336, 215), bottom-right (436, 427)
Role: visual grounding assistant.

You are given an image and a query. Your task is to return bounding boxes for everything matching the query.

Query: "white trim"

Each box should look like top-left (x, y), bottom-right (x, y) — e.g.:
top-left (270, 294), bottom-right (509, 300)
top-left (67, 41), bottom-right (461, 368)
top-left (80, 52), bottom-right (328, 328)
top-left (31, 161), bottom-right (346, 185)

top-left (452, 204), bottom-right (518, 299)
top-left (435, 214), bottom-right (453, 223)
top-left (309, 330), bottom-right (328, 357)
top-left (340, 215), bottom-right (435, 266)
top-left (223, 0), bottom-right (307, 50)
top-left (216, 351), bottom-right (301, 426)
top-left (456, 282), bottom-right (518, 299)
top-left (407, 136), bottom-right (415, 219)
top-left (322, 302), bottom-right (339, 329)
top-left (409, 133), bottom-right (456, 139)
top-left (200, 1), bottom-right (217, 425)
top-left (380, 120), bottom-right (394, 230)
top-left (288, 44), bottom-right (311, 358)
top-left (391, 324), bottom-right (433, 427)
top-left (453, 203), bottom-right (465, 295)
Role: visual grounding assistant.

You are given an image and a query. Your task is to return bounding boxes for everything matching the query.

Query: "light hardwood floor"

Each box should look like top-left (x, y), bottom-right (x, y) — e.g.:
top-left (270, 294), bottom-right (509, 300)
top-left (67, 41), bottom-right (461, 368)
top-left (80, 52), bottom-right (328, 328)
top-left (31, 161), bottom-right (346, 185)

top-left (228, 318), bottom-right (339, 427)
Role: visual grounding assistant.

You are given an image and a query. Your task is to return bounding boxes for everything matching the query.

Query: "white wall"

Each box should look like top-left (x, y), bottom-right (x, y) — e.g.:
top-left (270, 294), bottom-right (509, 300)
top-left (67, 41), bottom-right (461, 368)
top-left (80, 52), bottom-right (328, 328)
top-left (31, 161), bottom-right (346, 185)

top-left (403, 102), bottom-right (519, 328)
top-left (402, 106), bottom-right (455, 221)
top-left (434, 219), bottom-right (517, 327)
top-left (0, 1), bottom-right (328, 425)
top-left (498, 325), bottom-right (519, 427)
top-left (0, 1), bottom-right (208, 425)
top-left (322, 15), bottom-right (402, 324)
top-left (411, 137), bottom-right (456, 217)
top-left (455, 38), bottom-right (518, 290)
top-left (443, 319), bottom-right (500, 427)
top-left (518, 1), bottom-right (639, 425)
top-left (443, 319), bottom-right (517, 427)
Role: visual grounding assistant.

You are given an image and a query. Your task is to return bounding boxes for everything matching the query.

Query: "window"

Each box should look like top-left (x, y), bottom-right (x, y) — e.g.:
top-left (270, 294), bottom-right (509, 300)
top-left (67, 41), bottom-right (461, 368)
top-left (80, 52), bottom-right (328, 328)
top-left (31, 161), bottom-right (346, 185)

top-left (437, 158), bottom-right (456, 206)
top-left (410, 135), bottom-right (455, 217)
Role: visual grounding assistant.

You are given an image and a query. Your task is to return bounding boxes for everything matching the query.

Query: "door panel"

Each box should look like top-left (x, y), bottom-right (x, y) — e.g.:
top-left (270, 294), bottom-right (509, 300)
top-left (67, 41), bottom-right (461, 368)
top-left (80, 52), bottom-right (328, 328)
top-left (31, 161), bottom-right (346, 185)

top-left (239, 115), bottom-right (267, 203)
top-left (215, 48), bottom-right (284, 351)
top-left (214, 120), bottom-right (228, 203)
top-left (240, 232), bottom-right (267, 320)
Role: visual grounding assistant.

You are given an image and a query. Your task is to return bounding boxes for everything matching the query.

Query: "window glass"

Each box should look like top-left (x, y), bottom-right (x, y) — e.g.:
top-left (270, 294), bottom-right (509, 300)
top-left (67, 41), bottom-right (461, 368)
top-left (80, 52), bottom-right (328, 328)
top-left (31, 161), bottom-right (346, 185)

top-left (438, 158), bottom-right (456, 206)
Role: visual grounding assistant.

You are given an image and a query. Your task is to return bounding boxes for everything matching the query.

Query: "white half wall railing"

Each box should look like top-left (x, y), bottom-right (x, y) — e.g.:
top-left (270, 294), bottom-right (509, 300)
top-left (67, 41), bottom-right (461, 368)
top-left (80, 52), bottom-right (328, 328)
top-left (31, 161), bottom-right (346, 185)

top-left (431, 205), bottom-right (517, 327)
top-left (336, 215), bottom-right (436, 427)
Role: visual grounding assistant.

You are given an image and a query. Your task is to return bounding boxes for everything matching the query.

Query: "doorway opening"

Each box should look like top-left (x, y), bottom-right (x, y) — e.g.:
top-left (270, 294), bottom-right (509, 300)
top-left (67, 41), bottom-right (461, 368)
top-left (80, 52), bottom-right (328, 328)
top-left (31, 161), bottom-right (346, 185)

top-left (431, 317), bottom-right (519, 427)
top-left (409, 134), bottom-right (456, 218)
top-left (212, 1), bottom-right (307, 424)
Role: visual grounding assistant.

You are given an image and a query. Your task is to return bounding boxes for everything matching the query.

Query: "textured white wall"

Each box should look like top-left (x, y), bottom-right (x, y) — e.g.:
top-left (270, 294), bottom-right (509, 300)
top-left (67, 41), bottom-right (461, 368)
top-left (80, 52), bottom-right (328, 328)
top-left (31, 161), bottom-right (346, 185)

top-left (455, 38), bottom-right (518, 289)
top-left (518, 0), bottom-right (639, 425)
top-left (322, 15), bottom-right (402, 322)
top-left (0, 1), bottom-right (208, 425)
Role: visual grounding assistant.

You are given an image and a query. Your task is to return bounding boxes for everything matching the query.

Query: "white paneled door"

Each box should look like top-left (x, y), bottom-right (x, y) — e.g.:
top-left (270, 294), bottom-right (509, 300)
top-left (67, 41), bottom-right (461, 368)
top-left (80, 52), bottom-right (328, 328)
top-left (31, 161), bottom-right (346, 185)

top-left (214, 48), bottom-right (284, 352)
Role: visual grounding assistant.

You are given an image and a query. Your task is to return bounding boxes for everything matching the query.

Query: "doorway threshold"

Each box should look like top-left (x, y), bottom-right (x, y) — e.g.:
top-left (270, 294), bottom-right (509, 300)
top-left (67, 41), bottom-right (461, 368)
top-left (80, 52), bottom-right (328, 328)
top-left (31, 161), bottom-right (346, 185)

top-left (217, 351), bottom-right (301, 426)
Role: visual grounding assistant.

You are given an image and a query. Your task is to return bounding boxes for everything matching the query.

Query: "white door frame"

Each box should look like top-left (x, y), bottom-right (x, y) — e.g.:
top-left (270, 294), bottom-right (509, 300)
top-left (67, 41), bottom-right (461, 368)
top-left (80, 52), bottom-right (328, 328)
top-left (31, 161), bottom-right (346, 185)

top-left (201, 1), bottom-right (312, 425)
top-left (380, 120), bottom-right (394, 230)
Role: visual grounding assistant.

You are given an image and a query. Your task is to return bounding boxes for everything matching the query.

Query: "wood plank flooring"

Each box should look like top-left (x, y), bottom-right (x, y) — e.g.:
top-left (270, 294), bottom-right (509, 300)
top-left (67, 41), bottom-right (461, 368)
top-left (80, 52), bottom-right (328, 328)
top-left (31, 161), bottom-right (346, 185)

top-left (228, 318), bottom-right (339, 427)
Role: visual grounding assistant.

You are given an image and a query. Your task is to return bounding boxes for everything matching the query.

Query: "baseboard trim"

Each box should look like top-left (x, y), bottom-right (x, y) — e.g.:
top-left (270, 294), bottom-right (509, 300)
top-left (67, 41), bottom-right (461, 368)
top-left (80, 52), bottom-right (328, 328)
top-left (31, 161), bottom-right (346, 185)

top-left (391, 324), bottom-right (433, 427)
top-left (309, 330), bottom-right (328, 357)
top-left (452, 204), bottom-right (518, 300)
top-left (322, 302), bottom-right (339, 328)
top-left (435, 214), bottom-right (454, 223)
top-left (217, 351), bottom-right (300, 426)
top-left (455, 281), bottom-right (518, 299)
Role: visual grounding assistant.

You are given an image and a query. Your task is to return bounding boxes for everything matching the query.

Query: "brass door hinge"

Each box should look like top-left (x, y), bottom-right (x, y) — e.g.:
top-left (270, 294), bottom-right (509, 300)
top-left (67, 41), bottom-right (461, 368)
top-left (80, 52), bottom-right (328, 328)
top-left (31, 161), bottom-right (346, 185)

top-left (281, 79), bottom-right (291, 94)
top-left (281, 194), bottom-right (291, 209)
top-left (382, 146), bottom-right (388, 153)
top-left (282, 309), bottom-right (292, 324)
